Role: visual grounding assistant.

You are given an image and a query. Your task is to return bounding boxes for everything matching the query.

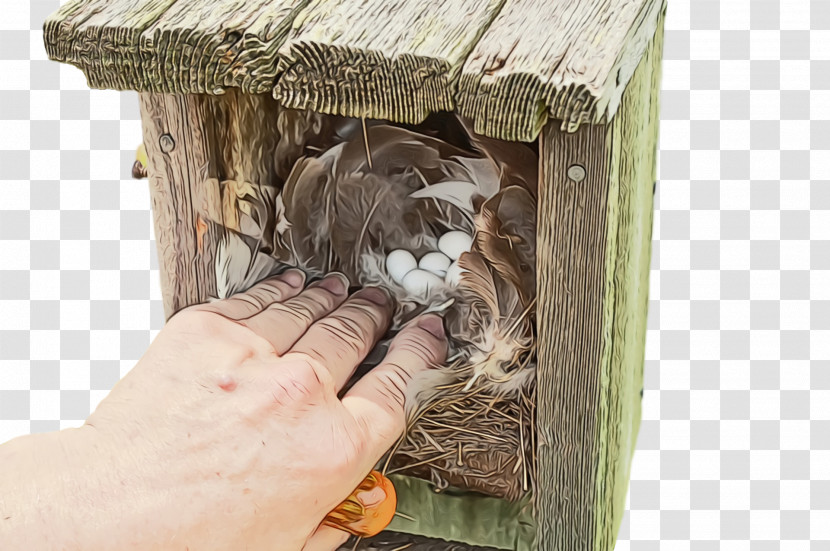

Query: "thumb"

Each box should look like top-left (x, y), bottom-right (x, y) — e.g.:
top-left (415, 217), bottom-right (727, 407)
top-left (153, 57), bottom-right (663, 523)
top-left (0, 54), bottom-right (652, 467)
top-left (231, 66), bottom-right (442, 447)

top-left (341, 314), bottom-right (448, 461)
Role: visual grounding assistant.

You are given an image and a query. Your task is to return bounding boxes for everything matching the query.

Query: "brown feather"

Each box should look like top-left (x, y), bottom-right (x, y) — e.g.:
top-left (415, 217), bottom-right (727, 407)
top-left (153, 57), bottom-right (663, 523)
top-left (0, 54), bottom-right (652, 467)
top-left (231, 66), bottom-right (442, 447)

top-left (474, 186), bottom-right (537, 305)
top-left (443, 251), bottom-right (498, 348)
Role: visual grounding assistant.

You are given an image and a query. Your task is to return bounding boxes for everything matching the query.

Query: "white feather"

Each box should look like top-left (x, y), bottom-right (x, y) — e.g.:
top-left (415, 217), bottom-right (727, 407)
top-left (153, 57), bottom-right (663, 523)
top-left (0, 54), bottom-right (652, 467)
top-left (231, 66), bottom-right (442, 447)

top-left (408, 181), bottom-right (480, 213)
top-left (215, 232), bottom-right (286, 299)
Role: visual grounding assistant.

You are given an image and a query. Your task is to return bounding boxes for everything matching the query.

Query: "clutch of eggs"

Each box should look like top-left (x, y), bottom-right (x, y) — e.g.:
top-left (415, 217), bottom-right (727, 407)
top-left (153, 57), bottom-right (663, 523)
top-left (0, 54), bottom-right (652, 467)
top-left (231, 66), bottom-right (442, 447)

top-left (385, 231), bottom-right (473, 298)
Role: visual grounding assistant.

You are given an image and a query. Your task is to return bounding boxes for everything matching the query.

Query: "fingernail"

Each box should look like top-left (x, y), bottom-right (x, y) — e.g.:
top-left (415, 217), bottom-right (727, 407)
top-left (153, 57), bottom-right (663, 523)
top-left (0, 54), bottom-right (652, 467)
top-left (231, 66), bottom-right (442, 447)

top-left (356, 486), bottom-right (386, 508)
top-left (417, 314), bottom-right (445, 339)
top-left (279, 269), bottom-right (306, 289)
top-left (357, 287), bottom-right (390, 307)
top-left (315, 273), bottom-right (349, 295)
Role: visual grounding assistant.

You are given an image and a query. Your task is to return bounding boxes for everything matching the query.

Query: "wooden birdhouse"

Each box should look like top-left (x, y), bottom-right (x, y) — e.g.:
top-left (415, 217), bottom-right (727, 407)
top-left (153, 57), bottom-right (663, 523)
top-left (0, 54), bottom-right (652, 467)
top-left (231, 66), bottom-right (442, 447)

top-left (44, 0), bottom-right (665, 549)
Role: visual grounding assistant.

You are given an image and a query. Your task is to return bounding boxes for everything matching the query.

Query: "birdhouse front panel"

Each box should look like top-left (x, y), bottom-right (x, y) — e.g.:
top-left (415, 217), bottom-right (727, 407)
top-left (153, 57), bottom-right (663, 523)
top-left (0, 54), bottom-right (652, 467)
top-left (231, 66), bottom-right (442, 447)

top-left (44, 0), bottom-right (666, 549)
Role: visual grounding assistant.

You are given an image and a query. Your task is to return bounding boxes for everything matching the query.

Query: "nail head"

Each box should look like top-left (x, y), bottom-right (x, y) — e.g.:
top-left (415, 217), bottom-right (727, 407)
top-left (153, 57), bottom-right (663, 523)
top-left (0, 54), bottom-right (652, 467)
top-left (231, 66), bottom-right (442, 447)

top-left (567, 164), bottom-right (586, 182)
top-left (159, 134), bottom-right (176, 153)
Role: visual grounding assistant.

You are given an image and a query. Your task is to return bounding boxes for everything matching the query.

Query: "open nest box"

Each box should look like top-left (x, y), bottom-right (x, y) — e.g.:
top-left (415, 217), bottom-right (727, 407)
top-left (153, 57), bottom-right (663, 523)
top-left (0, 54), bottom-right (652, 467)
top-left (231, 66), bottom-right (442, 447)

top-left (45, 0), bottom-right (666, 549)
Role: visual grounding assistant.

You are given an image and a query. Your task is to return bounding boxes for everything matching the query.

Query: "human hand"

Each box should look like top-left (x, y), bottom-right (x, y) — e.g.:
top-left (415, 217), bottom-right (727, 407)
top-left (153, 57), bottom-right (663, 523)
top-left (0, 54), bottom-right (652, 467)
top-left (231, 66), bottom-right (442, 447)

top-left (12, 271), bottom-right (447, 551)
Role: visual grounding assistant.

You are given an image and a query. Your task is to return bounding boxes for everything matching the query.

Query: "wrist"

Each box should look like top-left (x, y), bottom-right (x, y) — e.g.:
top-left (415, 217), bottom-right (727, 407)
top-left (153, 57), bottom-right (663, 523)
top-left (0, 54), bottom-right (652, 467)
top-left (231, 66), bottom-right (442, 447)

top-left (0, 428), bottom-right (91, 549)
top-left (0, 425), bottom-right (141, 550)
top-left (52, 425), bottom-right (161, 550)
top-left (44, 426), bottom-right (125, 550)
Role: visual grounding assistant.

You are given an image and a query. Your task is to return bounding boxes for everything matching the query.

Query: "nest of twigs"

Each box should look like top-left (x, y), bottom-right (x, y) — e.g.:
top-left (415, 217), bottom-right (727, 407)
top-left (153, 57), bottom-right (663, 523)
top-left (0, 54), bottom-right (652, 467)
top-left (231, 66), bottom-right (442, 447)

top-left (388, 380), bottom-right (536, 501)
top-left (215, 109), bottom-right (539, 500)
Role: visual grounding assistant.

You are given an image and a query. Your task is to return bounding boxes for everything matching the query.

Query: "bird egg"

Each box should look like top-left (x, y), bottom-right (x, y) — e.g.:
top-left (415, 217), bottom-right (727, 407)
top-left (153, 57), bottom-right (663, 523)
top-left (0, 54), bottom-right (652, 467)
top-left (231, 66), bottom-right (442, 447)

top-left (402, 269), bottom-right (444, 297)
top-left (385, 249), bottom-right (417, 284)
top-left (418, 251), bottom-right (451, 277)
top-left (438, 231), bottom-right (473, 261)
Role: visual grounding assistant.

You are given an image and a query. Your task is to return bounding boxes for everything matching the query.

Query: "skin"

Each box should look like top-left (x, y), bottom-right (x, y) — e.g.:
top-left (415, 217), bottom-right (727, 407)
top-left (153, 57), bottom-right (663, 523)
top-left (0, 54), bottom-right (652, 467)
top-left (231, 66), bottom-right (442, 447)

top-left (0, 270), bottom-right (448, 551)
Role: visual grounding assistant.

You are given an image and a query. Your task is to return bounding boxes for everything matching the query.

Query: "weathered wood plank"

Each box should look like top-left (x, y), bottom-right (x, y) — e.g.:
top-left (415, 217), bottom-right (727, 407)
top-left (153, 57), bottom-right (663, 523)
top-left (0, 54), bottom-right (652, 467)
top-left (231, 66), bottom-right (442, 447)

top-left (537, 120), bottom-right (611, 551)
top-left (595, 8), bottom-right (664, 549)
top-left (44, 0), bottom-right (180, 90)
top-left (139, 0), bottom-right (309, 94)
top-left (457, 0), bottom-right (664, 141)
top-left (139, 90), bottom-right (340, 317)
top-left (272, 0), bottom-right (506, 123)
top-left (45, 0), bottom-right (663, 141)
top-left (535, 5), bottom-right (664, 550)
top-left (44, 0), bottom-right (309, 94)
top-left (139, 93), bottom-right (223, 317)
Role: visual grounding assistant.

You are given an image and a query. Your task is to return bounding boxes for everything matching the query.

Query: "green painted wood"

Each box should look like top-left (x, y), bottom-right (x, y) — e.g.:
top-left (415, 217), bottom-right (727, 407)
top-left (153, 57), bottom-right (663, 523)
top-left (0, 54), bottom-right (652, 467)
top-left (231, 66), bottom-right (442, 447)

top-left (381, 475), bottom-right (535, 551)
top-left (535, 3), bottom-right (664, 549)
top-left (595, 7), bottom-right (664, 549)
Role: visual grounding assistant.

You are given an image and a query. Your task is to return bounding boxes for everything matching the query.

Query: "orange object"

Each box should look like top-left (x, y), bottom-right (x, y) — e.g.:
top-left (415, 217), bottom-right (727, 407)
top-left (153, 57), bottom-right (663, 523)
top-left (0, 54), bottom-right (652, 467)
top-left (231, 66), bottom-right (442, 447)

top-left (323, 471), bottom-right (397, 538)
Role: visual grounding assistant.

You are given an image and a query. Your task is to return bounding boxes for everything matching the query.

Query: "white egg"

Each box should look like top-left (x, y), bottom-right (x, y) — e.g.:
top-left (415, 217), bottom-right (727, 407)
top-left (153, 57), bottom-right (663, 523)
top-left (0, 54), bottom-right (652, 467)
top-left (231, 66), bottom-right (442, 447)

top-left (385, 249), bottom-right (417, 284)
top-left (444, 260), bottom-right (465, 287)
top-left (418, 251), bottom-right (451, 277)
top-left (402, 269), bottom-right (444, 297)
top-left (438, 231), bottom-right (473, 261)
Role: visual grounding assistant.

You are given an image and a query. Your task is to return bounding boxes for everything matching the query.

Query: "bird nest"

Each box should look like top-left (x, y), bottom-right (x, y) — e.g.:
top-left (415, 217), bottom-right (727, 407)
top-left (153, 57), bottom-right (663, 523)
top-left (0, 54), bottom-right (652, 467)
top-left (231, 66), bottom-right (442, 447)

top-left (215, 109), bottom-right (538, 501)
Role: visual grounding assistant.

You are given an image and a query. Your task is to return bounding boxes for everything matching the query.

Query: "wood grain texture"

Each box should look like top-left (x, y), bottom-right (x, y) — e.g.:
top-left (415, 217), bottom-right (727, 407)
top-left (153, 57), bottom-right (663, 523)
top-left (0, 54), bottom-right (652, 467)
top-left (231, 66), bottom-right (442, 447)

top-left (536, 121), bottom-right (612, 551)
top-left (44, 0), bottom-right (181, 90)
top-left (272, 0), bottom-right (505, 123)
top-left (44, 0), bottom-right (662, 141)
top-left (595, 8), bottom-right (663, 549)
top-left (44, 0), bottom-right (309, 94)
top-left (456, 0), bottom-right (664, 141)
top-left (138, 0), bottom-right (309, 94)
top-left (140, 93), bottom-right (222, 317)
top-left (205, 90), bottom-right (284, 236)
top-left (535, 4), bottom-right (664, 549)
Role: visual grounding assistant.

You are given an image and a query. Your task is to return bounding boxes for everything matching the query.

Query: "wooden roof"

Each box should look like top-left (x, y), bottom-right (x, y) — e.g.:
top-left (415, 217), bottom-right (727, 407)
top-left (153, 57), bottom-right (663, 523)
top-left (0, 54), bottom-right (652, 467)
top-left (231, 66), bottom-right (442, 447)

top-left (44, 0), bottom-right (665, 141)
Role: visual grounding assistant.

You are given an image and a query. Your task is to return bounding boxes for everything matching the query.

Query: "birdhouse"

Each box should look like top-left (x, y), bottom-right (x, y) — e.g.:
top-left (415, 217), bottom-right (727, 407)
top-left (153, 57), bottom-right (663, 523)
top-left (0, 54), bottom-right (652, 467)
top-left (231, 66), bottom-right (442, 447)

top-left (44, 0), bottom-right (665, 549)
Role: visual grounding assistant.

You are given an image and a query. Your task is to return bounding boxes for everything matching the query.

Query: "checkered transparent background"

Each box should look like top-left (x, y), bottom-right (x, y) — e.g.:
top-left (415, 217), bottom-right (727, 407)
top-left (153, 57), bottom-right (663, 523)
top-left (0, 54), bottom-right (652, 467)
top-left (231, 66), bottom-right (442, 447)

top-left (1, 0), bottom-right (829, 546)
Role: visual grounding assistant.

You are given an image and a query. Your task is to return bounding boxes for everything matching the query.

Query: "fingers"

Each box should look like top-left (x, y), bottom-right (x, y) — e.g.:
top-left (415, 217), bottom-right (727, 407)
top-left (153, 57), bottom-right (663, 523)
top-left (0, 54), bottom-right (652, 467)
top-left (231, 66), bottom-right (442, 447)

top-left (342, 314), bottom-right (447, 459)
top-left (190, 269), bottom-right (306, 319)
top-left (240, 274), bottom-right (350, 355)
top-left (302, 525), bottom-right (349, 551)
top-left (285, 288), bottom-right (393, 392)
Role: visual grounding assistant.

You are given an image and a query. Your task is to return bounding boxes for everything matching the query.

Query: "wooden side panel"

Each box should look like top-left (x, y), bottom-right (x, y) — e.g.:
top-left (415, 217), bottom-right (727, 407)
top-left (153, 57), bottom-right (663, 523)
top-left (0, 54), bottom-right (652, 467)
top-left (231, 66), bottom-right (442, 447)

top-left (537, 122), bottom-right (612, 550)
top-left (535, 6), bottom-right (664, 550)
top-left (457, 0), bottom-right (664, 141)
top-left (138, 90), bottom-right (322, 318)
top-left (272, 0), bottom-right (506, 123)
top-left (139, 93), bottom-right (223, 316)
top-left (595, 10), bottom-right (664, 549)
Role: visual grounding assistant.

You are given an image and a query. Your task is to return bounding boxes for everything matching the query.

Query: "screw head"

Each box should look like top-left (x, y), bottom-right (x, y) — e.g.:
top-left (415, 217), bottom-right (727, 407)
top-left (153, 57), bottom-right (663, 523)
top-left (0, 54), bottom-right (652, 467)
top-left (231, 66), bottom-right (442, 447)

top-left (567, 164), bottom-right (586, 182)
top-left (159, 134), bottom-right (176, 153)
